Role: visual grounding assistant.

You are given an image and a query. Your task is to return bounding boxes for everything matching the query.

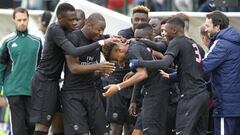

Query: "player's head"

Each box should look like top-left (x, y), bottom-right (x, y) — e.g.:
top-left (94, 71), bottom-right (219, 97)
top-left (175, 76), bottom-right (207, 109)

top-left (164, 16), bottom-right (185, 41)
top-left (205, 10), bottom-right (229, 37)
top-left (56, 3), bottom-right (77, 31)
top-left (160, 16), bottom-right (172, 39)
top-left (75, 9), bottom-right (85, 29)
top-left (83, 12), bottom-right (106, 41)
top-left (149, 18), bottom-right (161, 37)
top-left (134, 22), bottom-right (153, 40)
top-left (41, 11), bottom-right (52, 28)
top-left (102, 42), bottom-right (128, 63)
top-left (131, 5), bottom-right (150, 31)
top-left (13, 7), bottom-right (29, 32)
top-left (40, 10), bottom-right (52, 33)
top-left (175, 12), bottom-right (190, 33)
top-left (200, 24), bottom-right (210, 47)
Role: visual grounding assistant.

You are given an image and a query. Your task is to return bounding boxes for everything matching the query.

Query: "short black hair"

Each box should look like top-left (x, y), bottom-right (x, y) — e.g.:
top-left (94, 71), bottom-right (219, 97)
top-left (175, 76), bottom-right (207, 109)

top-left (206, 10), bottom-right (229, 30)
top-left (41, 11), bottom-right (52, 27)
top-left (76, 9), bottom-right (85, 19)
top-left (56, 3), bottom-right (75, 17)
top-left (13, 7), bottom-right (29, 19)
top-left (86, 12), bottom-right (105, 25)
top-left (160, 16), bottom-right (172, 25)
top-left (166, 16), bottom-right (185, 29)
top-left (102, 42), bottom-right (117, 61)
top-left (135, 22), bottom-right (153, 31)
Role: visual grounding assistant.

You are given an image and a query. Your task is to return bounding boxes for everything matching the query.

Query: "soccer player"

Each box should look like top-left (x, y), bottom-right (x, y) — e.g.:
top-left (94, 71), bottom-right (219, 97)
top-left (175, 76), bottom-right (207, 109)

top-left (61, 12), bottom-right (114, 135)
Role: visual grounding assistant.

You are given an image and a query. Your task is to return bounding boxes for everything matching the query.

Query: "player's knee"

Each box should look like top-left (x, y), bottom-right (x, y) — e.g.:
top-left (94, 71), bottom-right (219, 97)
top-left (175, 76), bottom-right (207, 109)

top-left (35, 123), bottom-right (49, 132)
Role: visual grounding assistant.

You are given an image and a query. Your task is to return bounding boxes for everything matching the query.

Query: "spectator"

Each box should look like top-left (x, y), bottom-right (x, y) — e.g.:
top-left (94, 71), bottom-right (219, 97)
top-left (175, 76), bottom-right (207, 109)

top-left (174, 0), bottom-right (193, 11)
top-left (107, 0), bottom-right (133, 12)
top-left (134, 0), bottom-right (168, 11)
top-left (0, 7), bottom-right (42, 135)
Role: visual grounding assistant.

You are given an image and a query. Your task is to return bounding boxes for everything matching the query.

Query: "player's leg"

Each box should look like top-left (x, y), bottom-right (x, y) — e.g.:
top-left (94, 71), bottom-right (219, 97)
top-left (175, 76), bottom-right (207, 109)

top-left (61, 91), bottom-right (90, 135)
top-left (51, 112), bottom-right (64, 135)
top-left (141, 92), bottom-right (169, 135)
top-left (175, 90), bottom-right (209, 135)
top-left (106, 93), bottom-right (125, 135)
top-left (87, 92), bottom-right (110, 135)
top-left (31, 73), bottom-right (59, 135)
top-left (110, 123), bottom-right (123, 135)
top-left (132, 113), bottom-right (143, 135)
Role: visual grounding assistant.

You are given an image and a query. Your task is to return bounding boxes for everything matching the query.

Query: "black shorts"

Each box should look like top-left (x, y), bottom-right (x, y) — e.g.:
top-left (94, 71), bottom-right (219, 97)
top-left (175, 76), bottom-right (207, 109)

top-left (175, 90), bottom-right (209, 135)
top-left (106, 92), bottom-right (136, 125)
top-left (134, 113), bottom-right (142, 130)
top-left (141, 91), bottom-right (169, 135)
top-left (30, 72), bottom-right (61, 126)
top-left (61, 90), bottom-right (110, 135)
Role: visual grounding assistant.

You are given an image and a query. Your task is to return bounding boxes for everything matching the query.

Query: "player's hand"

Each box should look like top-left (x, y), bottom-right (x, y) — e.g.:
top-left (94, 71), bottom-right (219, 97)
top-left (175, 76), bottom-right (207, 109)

top-left (104, 37), bottom-right (122, 46)
top-left (103, 84), bottom-right (119, 97)
top-left (129, 59), bottom-right (140, 72)
top-left (111, 35), bottom-right (127, 43)
top-left (97, 61), bottom-right (115, 75)
top-left (123, 72), bottom-right (135, 81)
top-left (128, 102), bottom-right (138, 117)
top-left (160, 70), bottom-right (169, 79)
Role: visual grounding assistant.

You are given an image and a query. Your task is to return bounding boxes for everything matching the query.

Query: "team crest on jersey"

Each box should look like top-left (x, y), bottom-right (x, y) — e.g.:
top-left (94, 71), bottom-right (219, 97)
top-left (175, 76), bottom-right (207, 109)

top-left (112, 112), bottom-right (118, 119)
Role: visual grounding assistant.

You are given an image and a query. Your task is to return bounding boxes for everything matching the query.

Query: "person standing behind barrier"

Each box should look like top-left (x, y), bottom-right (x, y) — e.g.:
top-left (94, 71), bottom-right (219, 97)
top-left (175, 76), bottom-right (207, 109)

top-left (203, 10), bottom-right (240, 135)
top-left (0, 7), bottom-right (42, 135)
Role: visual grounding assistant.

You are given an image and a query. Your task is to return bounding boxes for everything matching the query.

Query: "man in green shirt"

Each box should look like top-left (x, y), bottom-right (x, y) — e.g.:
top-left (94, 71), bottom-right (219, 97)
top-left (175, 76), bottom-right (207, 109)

top-left (0, 7), bottom-right (42, 135)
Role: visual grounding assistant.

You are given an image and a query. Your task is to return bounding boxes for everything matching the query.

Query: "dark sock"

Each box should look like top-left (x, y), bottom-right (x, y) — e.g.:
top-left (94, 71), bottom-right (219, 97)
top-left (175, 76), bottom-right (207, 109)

top-left (33, 131), bottom-right (48, 135)
top-left (53, 133), bottom-right (64, 135)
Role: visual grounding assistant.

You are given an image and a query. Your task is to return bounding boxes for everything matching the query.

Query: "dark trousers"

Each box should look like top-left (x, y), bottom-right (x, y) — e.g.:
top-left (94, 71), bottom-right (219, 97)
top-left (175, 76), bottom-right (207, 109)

top-left (7, 95), bottom-right (34, 135)
top-left (175, 91), bottom-right (209, 135)
top-left (214, 117), bottom-right (240, 135)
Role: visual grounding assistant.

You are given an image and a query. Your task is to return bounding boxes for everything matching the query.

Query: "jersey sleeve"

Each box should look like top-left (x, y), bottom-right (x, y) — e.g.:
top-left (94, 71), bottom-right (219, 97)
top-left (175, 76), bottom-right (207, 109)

top-left (48, 24), bottom-right (100, 56)
top-left (0, 42), bottom-right (9, 88)
top-left (203, 40), bottom-right (227, 73)
top-left (164, 40), bottom-right (180, 57)
top-left (127, 44), bottom-right (143, 60)
top-left (48, 24), bottom-right (69, 48)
